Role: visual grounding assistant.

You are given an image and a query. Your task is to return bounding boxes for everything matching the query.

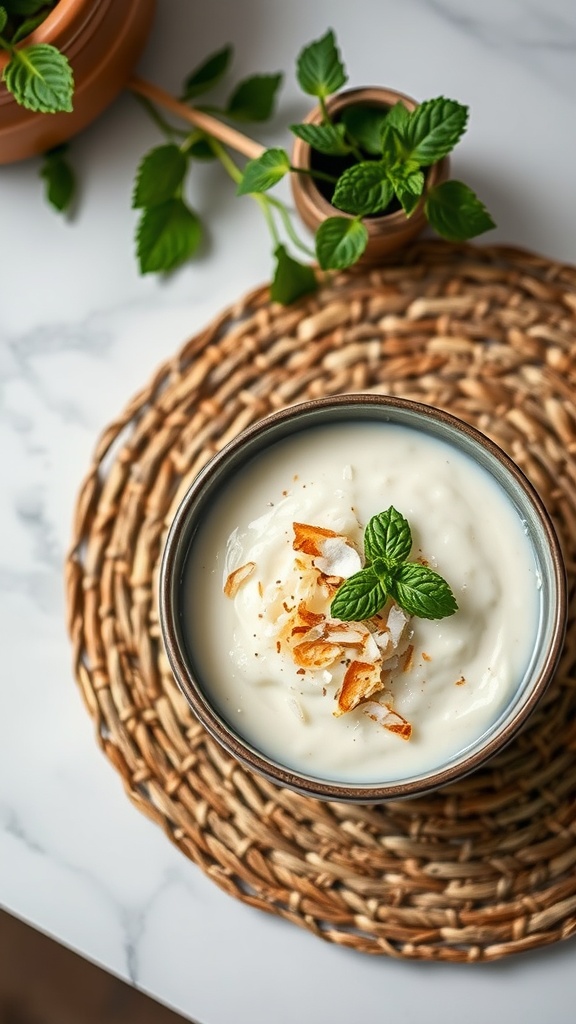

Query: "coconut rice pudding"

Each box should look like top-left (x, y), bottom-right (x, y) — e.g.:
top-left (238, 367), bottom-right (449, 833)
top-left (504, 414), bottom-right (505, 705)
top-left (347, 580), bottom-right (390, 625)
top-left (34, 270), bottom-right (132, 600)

top-left (182, 421), bottom-right (541, 784)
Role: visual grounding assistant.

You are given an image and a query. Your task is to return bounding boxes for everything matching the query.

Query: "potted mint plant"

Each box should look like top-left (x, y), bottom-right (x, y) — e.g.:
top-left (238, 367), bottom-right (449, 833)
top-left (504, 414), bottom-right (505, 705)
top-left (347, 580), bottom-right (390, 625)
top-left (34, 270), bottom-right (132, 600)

top-left (238, 30), bottom-right (495, 274)
top-left (0, 0), bottom-right (156, 165)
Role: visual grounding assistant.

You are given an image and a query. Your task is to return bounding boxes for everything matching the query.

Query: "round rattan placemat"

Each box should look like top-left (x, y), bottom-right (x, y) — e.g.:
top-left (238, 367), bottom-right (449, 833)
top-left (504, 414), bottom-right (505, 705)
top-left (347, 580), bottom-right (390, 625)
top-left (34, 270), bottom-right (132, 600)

top-left (66, 240), bottom-right (576, 962)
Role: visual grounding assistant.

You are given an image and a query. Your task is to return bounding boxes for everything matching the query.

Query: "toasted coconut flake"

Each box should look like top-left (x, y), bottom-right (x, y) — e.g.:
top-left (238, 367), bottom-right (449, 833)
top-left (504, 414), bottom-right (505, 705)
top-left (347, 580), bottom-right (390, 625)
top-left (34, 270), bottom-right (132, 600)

top-left (322, 620), bottom-right (371, 647)
top-left (293, 522), bottom-right (339, 557)
top-left (293, 637), bottom-right (342, 669)
top-left (363, 700), bottom-right (413, 740)
top-left (315, 536), bottom-right (362, 579)
top-left (335, 660), bottom-right (383, 716)
top-left (387, 603), bottom-right (410, 646)
top-left (224, 561), bottom-right (256, 598)
top-left (297, 601), bottom-right (325, 628)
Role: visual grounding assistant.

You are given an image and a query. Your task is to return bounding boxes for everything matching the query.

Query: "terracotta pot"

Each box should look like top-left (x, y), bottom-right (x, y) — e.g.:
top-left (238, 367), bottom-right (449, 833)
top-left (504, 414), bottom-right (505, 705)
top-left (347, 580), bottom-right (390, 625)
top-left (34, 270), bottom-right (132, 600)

top-left (0, 0), bottom-right (156, 164)
top-left (290, 86), bottom-right (450, 265)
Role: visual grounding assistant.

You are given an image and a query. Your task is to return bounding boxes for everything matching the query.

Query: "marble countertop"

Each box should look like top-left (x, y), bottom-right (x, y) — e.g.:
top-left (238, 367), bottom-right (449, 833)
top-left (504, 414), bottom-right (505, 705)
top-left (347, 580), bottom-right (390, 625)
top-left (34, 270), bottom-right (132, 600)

top-left (2, 1), bottom-right (576, 1021)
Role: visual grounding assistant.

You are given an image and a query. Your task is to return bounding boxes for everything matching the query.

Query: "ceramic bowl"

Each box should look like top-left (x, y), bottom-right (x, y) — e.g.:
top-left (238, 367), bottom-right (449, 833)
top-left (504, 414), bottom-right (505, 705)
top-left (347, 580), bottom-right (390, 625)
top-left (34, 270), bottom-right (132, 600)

top-left (159, 395), bottom-right (567, 802)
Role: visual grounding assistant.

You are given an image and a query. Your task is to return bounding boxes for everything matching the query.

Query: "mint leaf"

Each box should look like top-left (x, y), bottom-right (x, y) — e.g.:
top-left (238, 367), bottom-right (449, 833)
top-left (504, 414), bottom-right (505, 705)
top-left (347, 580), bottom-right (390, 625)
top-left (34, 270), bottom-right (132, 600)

top-left (364, 507), bottom-right (412, 566)
top-left (181, 45), bottom-right (232, 101)
top-left (384, 101), bottom-right (410, 132)
top-left (296, 29), bottom-right (347, 99)
top-left (403, 97), bottom-right (468, 166)
top-left (340, 105), bottom-right (389, 156)
top-left (186, 135), bottom-right (216, 160)
top-left (389, 167), bottom-right (425, 216)
top-left (237, 148), bottom-right (290, 195)
top-left (132, 145), bottom-right (187, 209)
top-left (12, 12), bottom-right (48, 42)
top-left (40, 145), bottom-right (75, 213)
top-left (425, 180), bottom-right (496, 241)
top-left (290, 122), bottom-right (351, 156)
top-left (330, 569), bottom-right (386, 622)
top-left (3, 43), bottom-right (73, 113)
top-left (136, 199), bottom-right (202, 274)
top-left (332, 161), bottom-right (393, 217)
top-left (270, 245), bottom-right (317, 305)
top-left (226, 73), bottom-right (282, 121)
top-left (315, 216), bottom-right (368, 270)
top-left (390, 562), bottom-right (458, 620)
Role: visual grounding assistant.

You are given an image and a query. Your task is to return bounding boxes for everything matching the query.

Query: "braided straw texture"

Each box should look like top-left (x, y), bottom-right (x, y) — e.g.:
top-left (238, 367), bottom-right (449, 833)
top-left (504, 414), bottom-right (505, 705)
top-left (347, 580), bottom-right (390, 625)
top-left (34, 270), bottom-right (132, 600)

top-left (66, 240), bottom-right (576, 962)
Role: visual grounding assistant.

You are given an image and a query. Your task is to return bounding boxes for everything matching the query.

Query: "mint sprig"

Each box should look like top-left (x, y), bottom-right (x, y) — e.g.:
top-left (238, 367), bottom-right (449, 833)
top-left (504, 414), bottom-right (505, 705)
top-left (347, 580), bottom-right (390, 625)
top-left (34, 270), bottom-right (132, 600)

top-left (330, 506), bottom-right (458, 622)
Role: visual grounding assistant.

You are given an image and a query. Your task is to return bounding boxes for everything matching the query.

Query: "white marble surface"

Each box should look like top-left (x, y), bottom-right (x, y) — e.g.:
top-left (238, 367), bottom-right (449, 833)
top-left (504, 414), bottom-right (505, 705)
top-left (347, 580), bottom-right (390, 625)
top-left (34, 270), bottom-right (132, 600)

top-left (1, 1), bottom-right (576, 1021)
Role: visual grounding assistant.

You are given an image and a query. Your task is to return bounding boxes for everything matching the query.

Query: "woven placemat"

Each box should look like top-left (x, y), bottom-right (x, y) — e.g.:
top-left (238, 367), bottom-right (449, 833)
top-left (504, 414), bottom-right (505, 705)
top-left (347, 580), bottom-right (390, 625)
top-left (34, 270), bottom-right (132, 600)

top-left (66, 240), bottom-right (576, 962)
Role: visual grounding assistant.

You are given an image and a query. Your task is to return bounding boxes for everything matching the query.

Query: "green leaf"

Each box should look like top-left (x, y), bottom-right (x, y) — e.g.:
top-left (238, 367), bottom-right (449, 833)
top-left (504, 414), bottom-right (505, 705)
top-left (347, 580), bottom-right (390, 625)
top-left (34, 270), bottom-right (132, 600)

top-left (330, 569), bottom-right (387, 622)
top-left (270, 244), bottom-right (317, 305)
top-left (390, 562), bottom-right (458, 620)
top-left (403, 97), bottom-right (468, 166)
top-left (315, 216), bottom-right (368, 270)
top-left (136, 198), bottom-right (202, 274)
top-left (296, 29), bottom-right (347, 100)
top-left (389, 167), bottom-right (425, 216)
top-left (340, 105), bottom-right (389, 156)
top-left (237, 148), bottom-right (290, 195)
top-left (186, 135), bottom-right (216, 160)
top-left (226, 73), bottom-right (282, 121)
top-left (132, 145), bottom-right (187, 209)
top-left (425, 180), bottom-right (496, 241)
top-left (384, 101), bottom-right (410, 132)
top-left (0, 8), bottom-right (7, 34)
top-left (290, 121), bottom-right (351, 156)
top-left (364, 507), bottom-right (412, 566)
top-left (40, 145), bottom-right (75, 212)
top-left (181, 45), bottom-right (232, 101)
top-left (3, 43), bottom-right (73, 112)
top-left (332, 161), bottom-right (393, 217)
top-left (11, 12), bottom-right (48, 43)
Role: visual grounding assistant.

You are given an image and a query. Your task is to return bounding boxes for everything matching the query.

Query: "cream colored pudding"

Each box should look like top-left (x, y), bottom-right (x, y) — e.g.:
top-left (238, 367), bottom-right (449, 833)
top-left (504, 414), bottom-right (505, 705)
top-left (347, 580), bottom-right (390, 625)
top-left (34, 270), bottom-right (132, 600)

top-left (182, 421), bottom-right (541, 784)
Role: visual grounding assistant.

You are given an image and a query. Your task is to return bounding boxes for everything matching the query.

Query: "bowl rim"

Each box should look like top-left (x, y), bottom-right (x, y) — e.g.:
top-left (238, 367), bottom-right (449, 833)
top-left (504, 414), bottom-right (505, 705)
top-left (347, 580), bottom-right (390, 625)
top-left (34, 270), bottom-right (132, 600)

top-left (159, 393), bottom-right (568, 802)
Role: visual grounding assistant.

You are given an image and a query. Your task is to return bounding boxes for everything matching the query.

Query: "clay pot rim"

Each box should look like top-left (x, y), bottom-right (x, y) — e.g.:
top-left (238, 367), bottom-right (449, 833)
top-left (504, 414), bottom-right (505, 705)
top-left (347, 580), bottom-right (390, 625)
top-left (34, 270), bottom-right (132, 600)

top-left (290, 85), bottom-right (448, 236)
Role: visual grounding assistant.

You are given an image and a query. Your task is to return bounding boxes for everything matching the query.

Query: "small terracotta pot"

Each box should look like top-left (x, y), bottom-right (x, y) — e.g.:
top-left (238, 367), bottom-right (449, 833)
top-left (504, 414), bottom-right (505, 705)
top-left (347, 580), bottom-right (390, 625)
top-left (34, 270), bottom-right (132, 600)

top-left (290, 86), bottom-right (450, 265)
top-left (0, 0), bottom-right (156, 164)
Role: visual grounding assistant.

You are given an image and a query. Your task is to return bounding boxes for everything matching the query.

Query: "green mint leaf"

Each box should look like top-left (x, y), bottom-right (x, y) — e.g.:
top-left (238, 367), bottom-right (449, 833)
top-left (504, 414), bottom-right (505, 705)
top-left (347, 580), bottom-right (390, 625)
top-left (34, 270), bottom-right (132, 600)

top-left (315, 216), bottom-right (368, 270)
top-left (270, 244), bottom-right (317, 305)
top-left (364, 507), bottom-right (412, 566)
top-left (226, 73), bottom-right (282, 122)
top-left (330, 569), bottom-right (387, 622)
top-left (290, 122), bottom-right (351, 156)
top-left (186, 135), bottom-right (216, 160)
top-left (132, 144), bottom-right (187, 209)
top-left (384, 101), bottom-right (410, 132)
top-left (332, 161), bottom-right (393, 217)
top-left (403, 97), bottom-right (468, 166)
top-left (136, 198), bottom-right (202, 274)
top-left (340, 105), bottom-right (389, 156)
top-left (389, 167), bottom-right (424, 216)
top-left (236, 148), bottom-right (290, 195)
top-left (0, 8), bottom-right (7, 34)
top-left (390, 562), bottom-right (458, 620)
top-left (425, 180), bottom-right (496, 241)
top-left (296, 29), bottom-right (347, 99)
top-left (3, 43), bottom-right (73, 113)
top-left (379, 122), bottom-right (406, 166)
top-left (40, 145), bottom-right (75, 213)
top-left (12, 12), bottom-right (49, 43)
top-left (181, 45), bottom-right (232, 101)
